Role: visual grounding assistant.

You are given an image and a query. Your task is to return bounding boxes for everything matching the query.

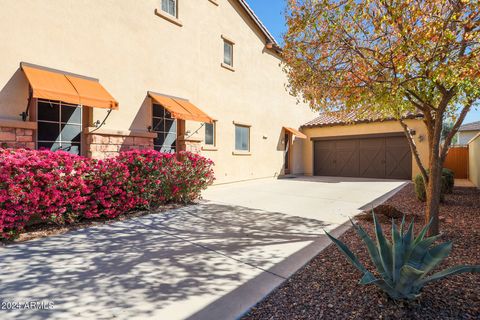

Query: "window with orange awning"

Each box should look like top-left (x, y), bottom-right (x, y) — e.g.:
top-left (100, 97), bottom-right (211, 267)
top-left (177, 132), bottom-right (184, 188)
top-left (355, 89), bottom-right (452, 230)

top-left (148, 91), bottom-right (213, 124)
top-left (21, 62), bottom-right (118, 110)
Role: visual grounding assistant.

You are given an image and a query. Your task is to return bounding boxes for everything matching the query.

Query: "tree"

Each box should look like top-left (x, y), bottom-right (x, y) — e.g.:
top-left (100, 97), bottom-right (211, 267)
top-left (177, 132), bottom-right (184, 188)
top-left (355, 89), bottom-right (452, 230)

top-left (283, 0), bottom-right (480, 235)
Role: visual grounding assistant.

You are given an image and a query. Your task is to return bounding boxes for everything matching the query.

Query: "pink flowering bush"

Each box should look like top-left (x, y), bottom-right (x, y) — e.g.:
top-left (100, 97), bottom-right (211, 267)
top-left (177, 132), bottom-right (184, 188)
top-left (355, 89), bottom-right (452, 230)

top-left (174, 151), bottom-right (216, 203)
top-left (0, 149), bottom-right (92, 238)
top-left (82, 157), bottom-right (134, 219)
top-left (115, 150), bottom-right (178, 209)
top-left (116, 150), bottom-right (215, 207)
top-left (0, 148), bottom-right (215, 239)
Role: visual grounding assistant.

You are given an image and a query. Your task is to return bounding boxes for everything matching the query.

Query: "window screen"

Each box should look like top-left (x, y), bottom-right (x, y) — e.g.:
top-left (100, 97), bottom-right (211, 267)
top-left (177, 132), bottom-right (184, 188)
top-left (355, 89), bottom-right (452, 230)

top-left (235, 125), bottom-right (249, 151)
top-left (205, 122), bottom-right (215, 146)
top-left (161, 0), bottom-right (177, 16)
top-left (224, 41), bottom-right (233, 66)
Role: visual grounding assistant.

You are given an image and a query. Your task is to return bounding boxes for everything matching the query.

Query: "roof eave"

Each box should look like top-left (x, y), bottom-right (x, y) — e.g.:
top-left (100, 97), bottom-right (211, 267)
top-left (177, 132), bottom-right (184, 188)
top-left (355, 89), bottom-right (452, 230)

top-left (237, 0), bottom-right (280, 48)
top-left (301, 114), bottom-right (423, 129)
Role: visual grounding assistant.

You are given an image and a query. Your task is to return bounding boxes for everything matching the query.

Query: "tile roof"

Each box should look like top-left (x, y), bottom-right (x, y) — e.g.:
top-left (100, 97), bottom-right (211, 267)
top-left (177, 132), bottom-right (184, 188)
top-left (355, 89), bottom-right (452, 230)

top-left (302, 111), bottom-right (420, 128)
top-left (459, 121), bottom-right (480, 131)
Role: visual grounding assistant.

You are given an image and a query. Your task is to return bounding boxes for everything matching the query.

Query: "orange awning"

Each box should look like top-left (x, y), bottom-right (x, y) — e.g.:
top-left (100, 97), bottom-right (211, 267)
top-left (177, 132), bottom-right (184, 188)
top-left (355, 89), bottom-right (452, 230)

top-left (21, 63), bottom-right (118, 109)
top-left (148, 91), bottom-right (213, 124)
top-left (284, 127), bottom-right (307, 139)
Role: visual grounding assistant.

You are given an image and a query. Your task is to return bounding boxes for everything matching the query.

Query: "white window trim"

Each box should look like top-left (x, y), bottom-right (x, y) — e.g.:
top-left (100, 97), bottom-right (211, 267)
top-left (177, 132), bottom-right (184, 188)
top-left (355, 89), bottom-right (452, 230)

top-left (232, 120), bottom-right (251, 127)
top-left (222, 35), bottom-right (235, 71)
top-left (221, 63), bottom-right (235, 72)
top-left (221, 35), bottom-right (235, 45)
top-left (154, 9), bottom-right (183, 27)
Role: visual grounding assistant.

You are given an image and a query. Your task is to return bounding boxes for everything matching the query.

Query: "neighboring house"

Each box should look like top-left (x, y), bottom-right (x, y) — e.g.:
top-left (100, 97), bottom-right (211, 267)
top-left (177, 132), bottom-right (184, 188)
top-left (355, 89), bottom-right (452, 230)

top-left (300, 112), bottom-right (429, 180)
top-left (457, 121), bottom-right (480, 146)
top-left (0, 0), bottom-right (314, 184)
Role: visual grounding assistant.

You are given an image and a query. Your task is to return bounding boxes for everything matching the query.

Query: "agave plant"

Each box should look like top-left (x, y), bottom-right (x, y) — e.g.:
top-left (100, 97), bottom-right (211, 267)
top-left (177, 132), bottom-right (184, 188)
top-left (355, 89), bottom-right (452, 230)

top-left (325, 214), bottom-right (480, 300)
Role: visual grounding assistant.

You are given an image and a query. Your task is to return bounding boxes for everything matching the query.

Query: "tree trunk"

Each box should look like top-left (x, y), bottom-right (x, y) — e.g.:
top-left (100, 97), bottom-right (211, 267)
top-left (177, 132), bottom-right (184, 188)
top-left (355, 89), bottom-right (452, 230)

top-left (425, 158), bottom-right (442, 236)
top-left (424, 111), bottom-right (446, 237)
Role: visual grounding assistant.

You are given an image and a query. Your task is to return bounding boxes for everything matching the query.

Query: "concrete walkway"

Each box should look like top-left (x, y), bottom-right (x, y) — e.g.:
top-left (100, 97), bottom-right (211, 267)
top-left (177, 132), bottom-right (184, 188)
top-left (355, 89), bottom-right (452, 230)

top-left (0, 177), bottom-right (407, 320)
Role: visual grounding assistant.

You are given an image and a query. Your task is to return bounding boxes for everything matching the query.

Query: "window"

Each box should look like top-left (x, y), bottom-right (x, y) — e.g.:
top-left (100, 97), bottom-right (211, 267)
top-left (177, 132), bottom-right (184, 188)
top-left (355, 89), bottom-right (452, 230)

top-left (205, 122), bottom-right (215, 146)
top-left (152, 103), bottom-right (177, 153)
top-left (235, 125), bottom-right (249, 151)
top-left (36, 100), bottom-right (82, 155)
top-left (161, 0), bottom-right (177, 17)
top-left (224, 40), bottom-right (233, 66)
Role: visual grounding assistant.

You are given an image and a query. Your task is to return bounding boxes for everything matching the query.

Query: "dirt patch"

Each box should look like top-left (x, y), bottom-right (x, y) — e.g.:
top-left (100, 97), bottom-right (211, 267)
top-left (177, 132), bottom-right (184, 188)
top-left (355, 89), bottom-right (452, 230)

top-left (243, 184), bottom-right (480, 320)
top-left (358, 203), bottom-right (406, 222)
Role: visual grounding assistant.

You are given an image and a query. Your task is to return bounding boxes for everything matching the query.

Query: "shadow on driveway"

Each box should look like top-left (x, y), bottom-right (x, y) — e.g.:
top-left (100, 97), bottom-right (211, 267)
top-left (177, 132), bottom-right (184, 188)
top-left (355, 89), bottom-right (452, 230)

top-left (0, 203), bottom-right (333, 320)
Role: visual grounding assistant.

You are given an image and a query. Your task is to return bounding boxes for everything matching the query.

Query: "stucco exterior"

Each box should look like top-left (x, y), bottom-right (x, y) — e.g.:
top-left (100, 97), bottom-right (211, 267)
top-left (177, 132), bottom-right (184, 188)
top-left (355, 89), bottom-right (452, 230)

top-left (468, 133), bottom-right (480, 188)
top-left (301, 119), bottom-right (430, 180)
top-left (0, 0), bottom-right (314, 184)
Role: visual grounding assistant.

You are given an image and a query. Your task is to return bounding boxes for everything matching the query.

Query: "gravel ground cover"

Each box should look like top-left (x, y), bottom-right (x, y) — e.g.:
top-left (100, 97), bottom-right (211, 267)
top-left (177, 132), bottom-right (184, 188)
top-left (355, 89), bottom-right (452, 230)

top-left (243, 184), bottom-right (480, 320)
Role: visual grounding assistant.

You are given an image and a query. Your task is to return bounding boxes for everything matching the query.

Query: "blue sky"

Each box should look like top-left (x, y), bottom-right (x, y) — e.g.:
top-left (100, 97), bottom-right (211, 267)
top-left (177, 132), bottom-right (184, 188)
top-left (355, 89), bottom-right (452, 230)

top-left (246, 0), bottom-right (480, 124)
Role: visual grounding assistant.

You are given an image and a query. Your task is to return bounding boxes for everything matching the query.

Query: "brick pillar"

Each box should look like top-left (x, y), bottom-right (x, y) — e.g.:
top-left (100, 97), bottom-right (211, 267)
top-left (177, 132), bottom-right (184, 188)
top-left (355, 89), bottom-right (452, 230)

top-left (85, 128), bottom-right (156, 159)
top-left (178, 136), bottom-right (202, 154)
top-left (176, 119), bottom-right (202, 154)
top-left (0, 120), bottom-right (36, 149)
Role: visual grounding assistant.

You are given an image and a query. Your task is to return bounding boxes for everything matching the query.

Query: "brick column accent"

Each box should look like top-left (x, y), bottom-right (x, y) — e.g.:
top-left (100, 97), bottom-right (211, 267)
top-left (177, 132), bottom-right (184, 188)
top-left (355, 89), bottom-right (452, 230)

top-left (84, 127), bottom-right (156, 159)
top-left (178, 136), bottom-right (203, 154)
top-left (0, 120), bottom-right (36, 149)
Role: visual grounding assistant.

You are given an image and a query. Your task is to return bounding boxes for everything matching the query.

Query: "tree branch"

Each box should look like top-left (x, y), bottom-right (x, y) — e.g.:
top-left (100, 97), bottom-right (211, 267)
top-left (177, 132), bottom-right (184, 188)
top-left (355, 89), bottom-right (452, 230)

top-left (399, 119), bottom-right (428, 181)
top-left (440, 99), bottom-right (475, 161)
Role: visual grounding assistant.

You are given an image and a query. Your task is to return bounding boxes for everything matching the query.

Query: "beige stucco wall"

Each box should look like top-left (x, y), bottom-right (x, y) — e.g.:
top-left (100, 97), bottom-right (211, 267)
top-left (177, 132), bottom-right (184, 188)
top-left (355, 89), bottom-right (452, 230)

top-left (301, 119), bottom-right (429, 179)
top-left (0, 0), bottom-right (314, 184)
top-left (468, 133), bottom-right (480, 188)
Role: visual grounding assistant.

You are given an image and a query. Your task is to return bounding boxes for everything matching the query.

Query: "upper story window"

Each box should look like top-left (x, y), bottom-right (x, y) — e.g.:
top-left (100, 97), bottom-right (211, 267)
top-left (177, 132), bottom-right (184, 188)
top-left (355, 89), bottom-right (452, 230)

top-left (224, 40), bottom-right (234, 67)
top-left (161, 0), bottom-right (177, 17)
top-left (152, 103), bottom-right (177, 153)
top-left (205, 122), bottom-right (215, 146)
top-left (235, 124), bottom-right (250, 151)
top-left (36, 100), bottom-right (82, 155)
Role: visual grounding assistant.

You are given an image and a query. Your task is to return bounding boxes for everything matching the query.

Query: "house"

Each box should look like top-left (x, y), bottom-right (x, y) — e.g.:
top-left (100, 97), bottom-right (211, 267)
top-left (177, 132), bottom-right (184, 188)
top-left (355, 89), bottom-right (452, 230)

top-left (0, 0), bottom-right (315, 184)
top-left (468, 133), bottom-right (480, 188)
top-left (300, 112), bottom-right (429, 180)
top-left (457, 121), bottom-right (480, 146)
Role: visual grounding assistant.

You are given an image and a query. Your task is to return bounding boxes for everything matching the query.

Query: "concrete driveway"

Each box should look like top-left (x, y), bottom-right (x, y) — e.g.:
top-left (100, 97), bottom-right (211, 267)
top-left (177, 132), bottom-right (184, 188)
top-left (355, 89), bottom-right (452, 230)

top-left (0, 177), bottom-right (406, 320)
top-left (203, 176), bottom-right (407, 224)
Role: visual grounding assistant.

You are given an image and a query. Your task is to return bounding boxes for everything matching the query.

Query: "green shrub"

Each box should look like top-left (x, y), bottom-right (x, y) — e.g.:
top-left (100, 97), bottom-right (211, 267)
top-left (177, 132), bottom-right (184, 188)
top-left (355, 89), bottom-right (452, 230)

top-left (414, 168), bottom-right (453, 202)
top-left (442, 168), bottom-right (454, 194)
top-left (414, 174), bottom-right (426, 201)
top-left (325, 214), bottom-right (480, 300)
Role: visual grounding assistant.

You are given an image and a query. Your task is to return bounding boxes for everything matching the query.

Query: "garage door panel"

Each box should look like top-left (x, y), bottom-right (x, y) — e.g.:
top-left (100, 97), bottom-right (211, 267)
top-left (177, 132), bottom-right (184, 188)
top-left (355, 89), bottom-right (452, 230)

top-left (335, 140), bottom-right (359, 177)
top-left (314, 135), bottom-right (411, 180)
top-left (359, 138), bottom-right (386, 178)
top-left (386, 136), bottom-right (412, 179)
top-left (314, 141), bottom-right (336, 176)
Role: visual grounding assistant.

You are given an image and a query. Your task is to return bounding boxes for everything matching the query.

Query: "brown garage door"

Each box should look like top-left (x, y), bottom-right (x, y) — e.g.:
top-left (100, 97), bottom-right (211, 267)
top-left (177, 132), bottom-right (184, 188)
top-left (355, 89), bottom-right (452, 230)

top-left (314, 135), bottom-right (412, 179)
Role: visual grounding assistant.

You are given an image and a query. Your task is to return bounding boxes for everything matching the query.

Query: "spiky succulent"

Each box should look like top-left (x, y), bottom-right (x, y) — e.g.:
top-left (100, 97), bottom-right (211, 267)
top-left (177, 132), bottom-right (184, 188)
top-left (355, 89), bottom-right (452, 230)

top-left (325, 214), bottom-right (480, 300)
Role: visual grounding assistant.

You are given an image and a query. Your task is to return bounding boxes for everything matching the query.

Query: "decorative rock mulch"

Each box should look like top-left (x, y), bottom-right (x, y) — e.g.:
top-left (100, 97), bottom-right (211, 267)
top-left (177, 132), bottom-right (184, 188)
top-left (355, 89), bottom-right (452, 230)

top-left (243, 184), bottom-right (480, 320)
